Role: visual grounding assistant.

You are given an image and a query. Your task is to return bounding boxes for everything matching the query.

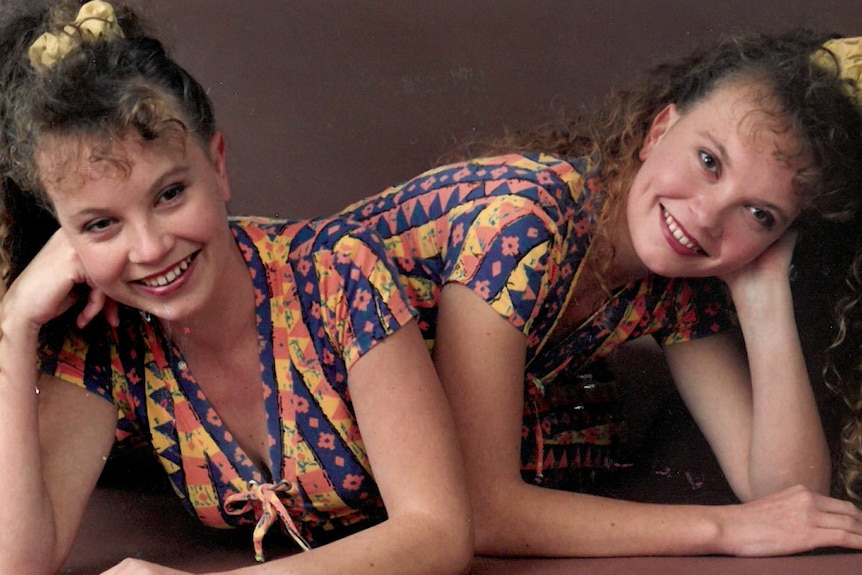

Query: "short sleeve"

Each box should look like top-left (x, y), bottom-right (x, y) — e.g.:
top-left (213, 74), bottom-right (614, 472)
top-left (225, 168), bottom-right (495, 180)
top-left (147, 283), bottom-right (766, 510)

top-left (39, 322), bottom-right (117, 404)
top-left (307, 221), bottom-right (419, 370)
top-left (442, 193), bottom-right (561, 335)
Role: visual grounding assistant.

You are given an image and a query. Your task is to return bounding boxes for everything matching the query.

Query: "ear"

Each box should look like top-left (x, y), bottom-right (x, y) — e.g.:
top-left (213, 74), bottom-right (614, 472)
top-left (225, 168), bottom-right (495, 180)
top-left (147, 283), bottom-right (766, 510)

top-left (638, 104), bottom-right (680, 162)
top-left (208, 131), bottom-right (231, 202)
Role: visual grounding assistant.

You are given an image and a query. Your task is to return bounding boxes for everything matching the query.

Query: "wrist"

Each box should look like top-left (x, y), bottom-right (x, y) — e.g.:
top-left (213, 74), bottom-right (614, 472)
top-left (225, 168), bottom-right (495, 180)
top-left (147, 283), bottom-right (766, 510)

top-left (0, 299), bottom-right (43, 351)
top-left (728, 279), bottom-right (794, 323)
top-left (709, 504), bottom-right (742, 556)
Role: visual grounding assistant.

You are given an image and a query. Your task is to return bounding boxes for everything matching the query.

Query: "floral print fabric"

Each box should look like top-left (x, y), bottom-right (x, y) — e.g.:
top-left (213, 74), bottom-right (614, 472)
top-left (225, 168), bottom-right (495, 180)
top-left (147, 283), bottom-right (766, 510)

top-left (40, 216), bottom-right (417, 547)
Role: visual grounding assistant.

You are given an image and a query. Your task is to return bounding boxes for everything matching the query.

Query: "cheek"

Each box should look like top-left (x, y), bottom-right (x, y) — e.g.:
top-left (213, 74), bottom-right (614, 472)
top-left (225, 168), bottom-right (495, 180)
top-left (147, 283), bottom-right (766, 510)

top-left (724, 236), bottom-right (776, 270)
top-left (68, 242), bottom-right (127, 288)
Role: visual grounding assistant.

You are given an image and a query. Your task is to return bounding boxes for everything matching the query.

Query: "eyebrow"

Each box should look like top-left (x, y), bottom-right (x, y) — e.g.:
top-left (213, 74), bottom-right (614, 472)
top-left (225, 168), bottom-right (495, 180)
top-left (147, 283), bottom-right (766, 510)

top-left (69, 164), bottom-right (190, 221)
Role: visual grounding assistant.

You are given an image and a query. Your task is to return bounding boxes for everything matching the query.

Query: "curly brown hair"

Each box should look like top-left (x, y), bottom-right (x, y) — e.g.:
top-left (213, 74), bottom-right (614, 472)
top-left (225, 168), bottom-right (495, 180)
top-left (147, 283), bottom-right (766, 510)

top-left (484, 30), bottom-right (862, 282)
top-left (484, 29), bottom-right (862, 501)
top-left (0, 0), bottom-right (217, 285)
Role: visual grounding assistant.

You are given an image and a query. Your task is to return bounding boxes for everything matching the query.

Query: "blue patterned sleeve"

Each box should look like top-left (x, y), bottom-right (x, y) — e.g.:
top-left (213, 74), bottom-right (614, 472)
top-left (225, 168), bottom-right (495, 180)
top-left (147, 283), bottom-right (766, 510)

top-left (295, 219), bottom-right (419, 370)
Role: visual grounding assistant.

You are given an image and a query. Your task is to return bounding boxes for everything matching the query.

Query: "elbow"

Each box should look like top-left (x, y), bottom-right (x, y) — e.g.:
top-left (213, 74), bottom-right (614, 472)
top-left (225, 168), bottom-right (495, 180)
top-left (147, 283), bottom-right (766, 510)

top-left (445, 511), bottom-right (476, 574)
top-left (738, 464), bottom-right (833, 503)
top-left (472, 496), bottom-right (526, 557)
top-left (0, 522), bottom-right (65, 575)
top-left (0, 552), bottom-right (58, 575)
top-left (418, 510), bottom-right (474, 574)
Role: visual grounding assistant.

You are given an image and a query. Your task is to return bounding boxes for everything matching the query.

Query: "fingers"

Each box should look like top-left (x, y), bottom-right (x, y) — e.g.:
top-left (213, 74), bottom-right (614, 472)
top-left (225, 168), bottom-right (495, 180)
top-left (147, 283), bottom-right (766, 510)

top-left (103, 297), bottom-right (121, 328)
top-left (77, 287), bottom-right (108, 329)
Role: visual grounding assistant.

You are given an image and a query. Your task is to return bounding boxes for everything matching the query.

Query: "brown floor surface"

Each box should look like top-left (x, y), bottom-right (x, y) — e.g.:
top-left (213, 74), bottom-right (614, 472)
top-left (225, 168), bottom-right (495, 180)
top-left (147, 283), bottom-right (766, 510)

top-left (62, 486), bottom-right (862, 575)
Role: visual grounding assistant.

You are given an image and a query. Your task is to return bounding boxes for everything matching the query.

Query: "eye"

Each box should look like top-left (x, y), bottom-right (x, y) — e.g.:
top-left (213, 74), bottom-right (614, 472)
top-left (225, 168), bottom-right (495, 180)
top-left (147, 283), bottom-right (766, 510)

top-left (747, 206), bottom-right (776, 229)
top-left (83, 218), bottom-right (115, 234)
top-left (699, 150), bottom-right (719, 174)
top-left (157, 184), bottom-right (186, 205)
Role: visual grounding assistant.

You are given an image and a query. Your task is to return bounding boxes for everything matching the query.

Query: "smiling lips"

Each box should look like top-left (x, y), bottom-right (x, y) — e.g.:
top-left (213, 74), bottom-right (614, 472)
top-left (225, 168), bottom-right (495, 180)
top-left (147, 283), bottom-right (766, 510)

top-left (662, 208), bottom-right (706, 256)
top-left (139, 253), bottom-right (195, 287)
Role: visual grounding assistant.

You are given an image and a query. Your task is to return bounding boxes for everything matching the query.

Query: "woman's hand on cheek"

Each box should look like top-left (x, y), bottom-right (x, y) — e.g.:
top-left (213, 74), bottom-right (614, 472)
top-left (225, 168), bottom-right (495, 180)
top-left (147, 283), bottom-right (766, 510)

top-left (77, 282), bottom-right (120, 329)
top-left (100, 558), bottom-right (193, 575)
top-left (2, 228), bottom-right (116, 332)
top-left (719, 230), bottom-right (797, 303)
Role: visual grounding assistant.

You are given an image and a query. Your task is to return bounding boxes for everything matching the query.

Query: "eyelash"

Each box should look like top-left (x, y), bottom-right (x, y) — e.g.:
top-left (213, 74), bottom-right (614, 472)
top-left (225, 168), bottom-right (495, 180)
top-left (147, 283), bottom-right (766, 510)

top-left (81, 184), bottom-right (187, 234)
top-left (83, 218), bottom-right (114, 234)
top-left (747, 206), bottom-right (776, 230)
top-left (157, 183), bottom-right (186, 204)
top-left (699, 150), bottom-right (719, 174)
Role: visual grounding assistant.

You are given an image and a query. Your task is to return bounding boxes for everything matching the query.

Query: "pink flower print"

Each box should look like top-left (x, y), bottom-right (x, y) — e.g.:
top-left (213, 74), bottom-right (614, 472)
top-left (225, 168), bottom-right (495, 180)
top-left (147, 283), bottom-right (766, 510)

top-left (354, 289), bottom-right (372, 312)
top-left (399, 257), bottom-right (415, 272)
top-left (342, 474), bottom-right (363, 491)
top-left (297, 259), bottom-right (312, 276)
top-left (239, 243), bottom-right (254, 260)
top-left (475, 280), bottom-right (490, 299)
top-left (295, 397), bottom-right (310, 414)
top-left (362, 203), bottom-right (375, 217)
top-left (322, 348), bottom-right (335, 365)
top-left (574, 218), bottom-right (589, 237)
top-left (537, 171), bottom-right (555, 186)
top-left (206, 409), bottom-right (222, 426)
top-left (318, 433), bottom-right (335, 450)
top-left (501, 235), bottom-right (519, 256)
top-left (451, 223), bottom-right (465, 245)
top-left (311, 302), bottom-right (322, 319)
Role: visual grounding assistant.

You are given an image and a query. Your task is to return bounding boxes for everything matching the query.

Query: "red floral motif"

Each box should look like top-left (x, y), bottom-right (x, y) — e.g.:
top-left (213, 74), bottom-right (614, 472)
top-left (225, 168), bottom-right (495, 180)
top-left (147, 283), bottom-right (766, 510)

top-left (501, 235), bottom-right (519, 256)
top-left (342, 474), bottom-right (363, 491)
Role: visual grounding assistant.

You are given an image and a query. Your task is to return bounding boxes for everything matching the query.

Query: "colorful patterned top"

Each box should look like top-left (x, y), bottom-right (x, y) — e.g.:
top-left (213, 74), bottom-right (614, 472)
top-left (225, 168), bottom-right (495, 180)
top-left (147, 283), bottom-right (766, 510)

top-left (339, 153), bottom-right (736, 477)
top-left (40, 216), bottom-right (417, 552)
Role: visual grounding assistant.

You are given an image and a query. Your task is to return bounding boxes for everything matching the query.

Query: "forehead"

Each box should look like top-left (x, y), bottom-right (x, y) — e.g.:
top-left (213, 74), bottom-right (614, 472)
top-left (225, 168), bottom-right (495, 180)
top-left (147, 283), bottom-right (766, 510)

top-left (35, 132), bottom-right (189, 199)
top-left (686, 81), bottom-right (805, 162)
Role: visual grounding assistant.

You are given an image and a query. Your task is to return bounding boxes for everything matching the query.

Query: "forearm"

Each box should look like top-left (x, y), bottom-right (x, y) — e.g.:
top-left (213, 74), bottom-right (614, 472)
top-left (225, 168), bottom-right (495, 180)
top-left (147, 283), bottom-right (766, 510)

top-left (731, 280), bottom-right (830, 497)
top-left (471, 478), bottom-right (734, 557)
top-left (224, 512), bottom-right (472, 575)
top-left (0, 312), bottom-right (61, 574)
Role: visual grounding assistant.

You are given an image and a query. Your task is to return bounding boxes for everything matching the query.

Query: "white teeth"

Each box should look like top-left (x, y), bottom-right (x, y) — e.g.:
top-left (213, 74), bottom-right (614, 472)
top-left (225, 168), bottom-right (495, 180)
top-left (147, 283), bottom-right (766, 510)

top-left (663, 210), bottom-right (699, 252)
top-left (141, 256), bottom-right (191, 287)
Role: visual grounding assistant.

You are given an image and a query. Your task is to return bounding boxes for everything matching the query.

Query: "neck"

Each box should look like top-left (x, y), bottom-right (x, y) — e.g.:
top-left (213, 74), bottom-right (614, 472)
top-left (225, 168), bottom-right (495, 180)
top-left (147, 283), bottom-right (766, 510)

top-left (162, 241), bottom-right (256, 351)
top-left (589, 208), bottom-right (649, 290)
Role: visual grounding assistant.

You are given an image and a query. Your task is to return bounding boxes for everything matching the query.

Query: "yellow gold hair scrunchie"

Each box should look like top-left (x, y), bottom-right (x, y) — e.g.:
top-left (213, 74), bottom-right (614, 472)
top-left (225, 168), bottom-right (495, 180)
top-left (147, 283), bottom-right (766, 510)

top-left (812, 36), bottom-right (862, 109)
top-left (27, 0), bottom-right (124, 73)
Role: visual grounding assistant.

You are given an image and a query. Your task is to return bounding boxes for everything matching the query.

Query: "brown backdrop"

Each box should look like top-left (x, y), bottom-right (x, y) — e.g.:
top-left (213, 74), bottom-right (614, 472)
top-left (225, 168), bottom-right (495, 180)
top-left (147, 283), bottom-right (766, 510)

top-left (137, 1), bottom-right (862, 219)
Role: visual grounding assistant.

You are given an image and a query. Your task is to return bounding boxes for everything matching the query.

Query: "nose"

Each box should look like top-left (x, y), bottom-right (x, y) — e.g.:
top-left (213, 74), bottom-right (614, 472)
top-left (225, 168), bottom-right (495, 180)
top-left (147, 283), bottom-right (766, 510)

top-left (127, 217), bottom-right (173, 264)
top-left (689, 187), bottom-right (727, 239)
